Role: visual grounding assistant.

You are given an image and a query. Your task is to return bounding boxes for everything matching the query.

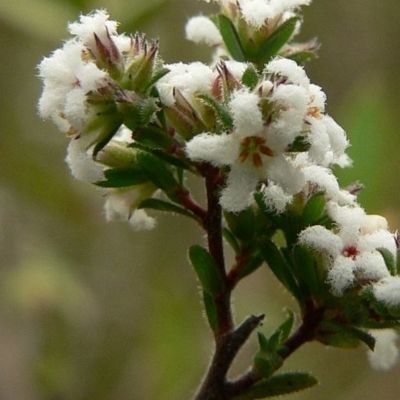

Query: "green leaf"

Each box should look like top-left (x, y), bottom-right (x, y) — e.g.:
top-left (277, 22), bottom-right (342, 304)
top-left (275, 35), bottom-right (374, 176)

top-left (316, 320), bottom-right (361, 349)
top-left (217, 15), bottom-right (246, 61)
top-left (286, 135), bottom-right (311, 152)
top-left (268, 309), bottom-right (295, 351)
top-left (224, 208), bottom-right (256, 242)
top-left (288, 50), bottom-right (318, 65)
top-left (346, 326), bottom-right (376, 351)
top-left (188, 245), bottom-right (226, 296)
top-left (253, 351), bottom-right (283, 379)
top-left (293, 244), bottom-right (322, 298)
top-left (233, 371), bottom-right (318, 400)
top-left (257, 332), bottom-right (269, 352)
top-left (197, 94), bottom-right (234, 130)
top-left (241, 64), bottom-right (259, 90)
top-left (253, 192), bottom-right (282, 228)
top-left (222, 228), bottom-right (240, 254)
top-left (138, 198), bottom-right (199, 221)
top-left (302, 192), bottom-right (326, 224)
top-left (129, 141), bottom-right (192, 170)
top-left (235, 253), bottom-right (264, 281)
top-left (92, 122), bottom-right (122, 158)
top-left (95, 167), bottom-right (148, 188)
top-left (258, 237), bottom-right (302, 302)
top-left (144, 67), bottom-right (171, 91)
top-left (377, 247), bottom-right (397, 276)
top-left (202, 290), bottom-right (218, 332)
top-left (255, 17), bottom-right (299, 64)
top-left (132, 124), bottom-right (176, 149)
top-left (136, 151), bottom-right (181, 196)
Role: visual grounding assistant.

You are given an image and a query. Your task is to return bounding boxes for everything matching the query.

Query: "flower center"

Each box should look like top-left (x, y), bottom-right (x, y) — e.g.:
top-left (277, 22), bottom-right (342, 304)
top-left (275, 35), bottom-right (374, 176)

top-left (238, 136), bottom-right (275, 168)
top-left (343, 245), bottom-right (359, 259)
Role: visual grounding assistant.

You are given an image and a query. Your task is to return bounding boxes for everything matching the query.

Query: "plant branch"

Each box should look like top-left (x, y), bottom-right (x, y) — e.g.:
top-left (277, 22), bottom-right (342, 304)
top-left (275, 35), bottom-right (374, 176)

top-left (194, 315), bottom-right (265, 400)
top-left (278, 306), bottom-right (324, 360)
top-left (201, 163), bottom-right (234, 337)
top-left (226, 305), bottom-right (324, 397)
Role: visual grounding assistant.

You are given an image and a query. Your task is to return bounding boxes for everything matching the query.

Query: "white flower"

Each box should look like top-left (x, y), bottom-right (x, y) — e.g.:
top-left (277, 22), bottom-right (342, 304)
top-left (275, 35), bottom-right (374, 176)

top-left (65, 138), bottom-right (104, 182)
top-left (299, 205), bottom-right (395, 295)
top-left (156, 62), bottom-right (215, 107)
top-left (186, 87), bottom-right (305, 212)
top-left (368, 330), bottom-right (399, 370)
top-left (238, 0), bottom-right (312, 29)
top-left (68, 10), bottom-right (119, 58)
top-left (373, 276), bottom-right (400, 308)
top-left (38, 40), bottom-right (108, 133)
top-left (265, 57), bottom-right (310, 88)
top-left (301, 164), bottom-right (355, 205)
top-left (104, 185), bottom-right (157, 230)
top-left (185, 16), bottom-right (223, 46)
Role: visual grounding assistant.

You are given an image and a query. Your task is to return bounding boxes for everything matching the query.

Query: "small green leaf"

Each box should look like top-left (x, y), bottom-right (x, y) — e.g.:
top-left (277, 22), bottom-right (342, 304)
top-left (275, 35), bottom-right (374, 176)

top-left (346, 326), bottom-right (376, 351)
top-left (189, 245), bottom-right (226, 295)
top-left (288, 50), bottom-right (318, 65)
top-left (268, 309), bottom-right (295, 351)
top-left (302, 192), bottom-right (326, 224)
top-left (286, 135), bottom-right (311, 152)
top-left (316, 320), bottom-right (361, 349)
top-left (95, 167), bottom-right (149, 188)
top-left (202, 290), bottom-right (218, 332)
top-left (293, 244), bottom-right (322, 298)
top-left (257, 332), bottom-right (269, 352)
top-left (217, 15), bottom-right (246, 61)
top-left (222, 228), bottom-right (240, 254)
top-left (258, 237), bottom-right (302, 302)
top-left (145, 67), bottom-right (171, 91)
top-left (241, 64), bottom-right (259, 90)
top-left (235, 253), bottom-right (264, 281)
top-left (132, 124), bottom-right (176, 149)
top-left (197, 94), bottom-right (234, 130)
top-left (224, 208), bottom-right (256, 242)
top-left (377, 247), bottom-right (397, 276)
top-left (233, 371), bottom-right (318, 400)
top-left (138, 198), bottom-right (199, 221)
top-left (136, 151), bottom-right (181, 196)
top-left (253, 351), bottom-right (283, 379)
top-left (129, 141), bottom-right (192, 170)
top-left (255, 17), bottom-right (299, 64)
top-left (92, 122), bottom-right (123, 158)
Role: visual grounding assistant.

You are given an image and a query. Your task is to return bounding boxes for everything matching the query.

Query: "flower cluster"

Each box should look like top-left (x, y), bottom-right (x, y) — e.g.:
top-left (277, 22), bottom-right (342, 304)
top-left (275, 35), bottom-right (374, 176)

top-left (299, 204), bottom-right (397, 296)
top-left (185, 57), bottom-right (350, 212)
top-left (38, 10), bottom-right (165, 229)
top-left (37, 1), bottom-right (400, 380)
top-left (186, 0), bottom-right (316, 66)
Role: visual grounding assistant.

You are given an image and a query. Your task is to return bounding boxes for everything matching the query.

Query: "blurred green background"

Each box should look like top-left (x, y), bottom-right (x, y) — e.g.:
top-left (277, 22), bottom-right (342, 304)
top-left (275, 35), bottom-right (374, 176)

top-left (1, 0), bottom-right (400, 399)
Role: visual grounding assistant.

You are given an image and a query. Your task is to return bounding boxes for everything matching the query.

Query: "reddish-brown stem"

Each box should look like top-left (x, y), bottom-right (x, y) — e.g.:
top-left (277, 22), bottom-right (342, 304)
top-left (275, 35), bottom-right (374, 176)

top-left (177, 190), bottom-right (208, 224)
top-left (202, 164), bottom-right (234, 337)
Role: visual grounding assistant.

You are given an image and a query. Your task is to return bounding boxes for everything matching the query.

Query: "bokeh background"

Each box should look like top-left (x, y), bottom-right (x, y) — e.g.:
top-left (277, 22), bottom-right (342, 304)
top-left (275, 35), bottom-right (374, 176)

top-left (1, 0), bottom-right (400, 399)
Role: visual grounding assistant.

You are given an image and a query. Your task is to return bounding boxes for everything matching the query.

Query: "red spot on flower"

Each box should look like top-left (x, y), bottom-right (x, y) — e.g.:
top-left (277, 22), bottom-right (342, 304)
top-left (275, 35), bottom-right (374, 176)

top-left (343, 245), bottom-right (359, 259)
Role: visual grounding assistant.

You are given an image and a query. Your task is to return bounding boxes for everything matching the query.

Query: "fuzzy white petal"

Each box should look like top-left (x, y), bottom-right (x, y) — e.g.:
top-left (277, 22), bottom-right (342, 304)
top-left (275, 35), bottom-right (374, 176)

top-left (368, 330), bottom-right (399, 370)
top-left (186, 133), bottom-right (239, 165)
top-left (373, 277), bottom-right (400, 307)
top-left (185, 16), bottom-right (222, 46)
top-left (265, 58), bottom-right (309, 88)
top-left (66, 139), bottom-right (104, 182)
top-left (229, 90), bottom-right (264, 136)
top-left (298, 225), bottom-right (343, 257)
top-left (220, 164), bottom-right (259, 212)
top-left (262, 183), bottom-right (293, 214)
top-left (328, 256), bottom-right (355, 295)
